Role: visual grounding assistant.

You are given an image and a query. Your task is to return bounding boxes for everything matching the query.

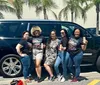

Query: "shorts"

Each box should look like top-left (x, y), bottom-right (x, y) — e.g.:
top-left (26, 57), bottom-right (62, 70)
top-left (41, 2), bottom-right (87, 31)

top-left (32, 49), bottom-right (43, 60)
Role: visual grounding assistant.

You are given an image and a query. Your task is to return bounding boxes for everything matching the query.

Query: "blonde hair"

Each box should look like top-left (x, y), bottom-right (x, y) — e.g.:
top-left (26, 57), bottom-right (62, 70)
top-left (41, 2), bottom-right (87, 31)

top-left (31, 26), bottom-right (42, 36)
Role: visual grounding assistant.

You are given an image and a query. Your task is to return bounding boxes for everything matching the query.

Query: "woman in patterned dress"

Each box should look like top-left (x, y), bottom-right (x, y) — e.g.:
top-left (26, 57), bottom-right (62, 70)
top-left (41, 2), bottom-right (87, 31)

top-left (44, 30), bottom-right (60, 81)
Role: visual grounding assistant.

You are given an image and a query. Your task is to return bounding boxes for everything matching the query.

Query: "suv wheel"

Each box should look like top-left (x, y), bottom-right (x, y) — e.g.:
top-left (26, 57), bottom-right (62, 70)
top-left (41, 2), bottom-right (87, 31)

top-left (96, 55), bottom-right (100, 72)
top-left (0, 54), bottom-right (22, 78)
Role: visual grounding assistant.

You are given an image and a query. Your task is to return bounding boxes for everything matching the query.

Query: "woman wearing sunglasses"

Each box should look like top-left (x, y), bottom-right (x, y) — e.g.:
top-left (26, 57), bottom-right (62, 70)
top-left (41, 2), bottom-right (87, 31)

top-left (54, 29), bottom-right (69, 82)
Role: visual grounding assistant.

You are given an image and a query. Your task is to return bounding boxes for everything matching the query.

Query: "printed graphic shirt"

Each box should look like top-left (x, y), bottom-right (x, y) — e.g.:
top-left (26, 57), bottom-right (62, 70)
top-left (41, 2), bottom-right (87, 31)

top-left (68, 36), bottom-right (83, 55)
top-left (32, 36), bottom-right (45, 49)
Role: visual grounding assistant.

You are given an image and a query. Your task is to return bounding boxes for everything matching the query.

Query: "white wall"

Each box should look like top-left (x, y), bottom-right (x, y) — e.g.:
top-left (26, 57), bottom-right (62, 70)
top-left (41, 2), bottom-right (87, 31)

top-left (2, 0), bottom-right (100, 28)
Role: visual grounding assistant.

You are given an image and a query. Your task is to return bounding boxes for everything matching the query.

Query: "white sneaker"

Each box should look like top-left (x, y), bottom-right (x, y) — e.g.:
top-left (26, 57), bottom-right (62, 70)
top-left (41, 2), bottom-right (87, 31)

top-left (57, 74), bottom-right (62, 81)
top-left (60, 77), bottom-right (66, 82)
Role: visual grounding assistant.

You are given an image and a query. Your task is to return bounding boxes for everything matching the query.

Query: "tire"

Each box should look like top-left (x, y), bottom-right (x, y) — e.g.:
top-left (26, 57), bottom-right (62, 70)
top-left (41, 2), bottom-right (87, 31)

top-left (96, 56), bottom-right (100, 72)
top-left (0, 54), bottom-right (22, 78)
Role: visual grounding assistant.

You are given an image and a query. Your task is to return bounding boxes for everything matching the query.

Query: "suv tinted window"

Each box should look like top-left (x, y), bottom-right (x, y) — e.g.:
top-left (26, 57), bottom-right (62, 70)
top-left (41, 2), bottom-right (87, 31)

top-left (61, 23), bottom-right (88, 37)
top-left (29, 23), bottom-right (61, 37)
top-left (0, 22), bottom-right (27, 38)
top-left (15, 23), bottom-right (27, 37)
top-left (0, 22), bottom-right (20, 37)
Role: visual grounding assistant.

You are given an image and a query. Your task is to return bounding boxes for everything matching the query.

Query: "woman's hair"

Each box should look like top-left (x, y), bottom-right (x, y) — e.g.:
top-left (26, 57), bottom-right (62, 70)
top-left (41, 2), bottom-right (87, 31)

top-left (72, 28), bottom-right (83, 37)
top-left (61, 29), bottom-right (69, 39)
top-left (22, 31), bottom-right (29, 37)
top-left (47, 30), bottom-right (57, 47)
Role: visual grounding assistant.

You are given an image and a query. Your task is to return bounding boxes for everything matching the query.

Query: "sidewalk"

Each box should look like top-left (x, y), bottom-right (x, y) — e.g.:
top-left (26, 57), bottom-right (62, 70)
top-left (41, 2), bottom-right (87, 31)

top-left (0, 72), bottom-right (100, 85)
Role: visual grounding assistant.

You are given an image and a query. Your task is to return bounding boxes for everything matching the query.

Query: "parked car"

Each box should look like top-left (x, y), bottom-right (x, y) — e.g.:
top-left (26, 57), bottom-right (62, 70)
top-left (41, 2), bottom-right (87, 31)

top-left (0, 20), bottom-right (100, 78)
top-left (86, 28), bottom-right (97, 36)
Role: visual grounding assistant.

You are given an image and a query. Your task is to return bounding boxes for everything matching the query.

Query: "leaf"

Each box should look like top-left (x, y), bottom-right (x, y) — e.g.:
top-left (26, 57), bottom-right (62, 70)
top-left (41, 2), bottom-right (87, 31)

top-left (50, 10), bottom-right (58, 20)
top-left (0, 12), bottom-right (4, 19)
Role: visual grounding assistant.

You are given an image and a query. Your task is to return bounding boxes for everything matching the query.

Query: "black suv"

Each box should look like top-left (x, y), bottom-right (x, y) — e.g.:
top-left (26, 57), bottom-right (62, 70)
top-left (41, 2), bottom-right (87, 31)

top-left (0, 20), bottom-right (100, 78)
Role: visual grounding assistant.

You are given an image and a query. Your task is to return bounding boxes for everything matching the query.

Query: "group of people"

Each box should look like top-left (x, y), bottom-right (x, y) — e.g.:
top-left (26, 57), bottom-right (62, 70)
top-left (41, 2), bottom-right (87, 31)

top-left (16, 26), bottom-right (88, 83)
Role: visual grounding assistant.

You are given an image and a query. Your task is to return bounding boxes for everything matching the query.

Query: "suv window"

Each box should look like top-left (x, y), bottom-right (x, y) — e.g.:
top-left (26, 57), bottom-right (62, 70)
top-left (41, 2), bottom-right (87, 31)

top-left (0, 22), bottom-right (20, 37)
top-left (0, 22), bottom-right (27, 38)
top-left (29, 23), bottom-right (61, 37)
top-left (15, 23), bottom-right (27, 37)
top-left (61, 23), bottom-right (91, 37)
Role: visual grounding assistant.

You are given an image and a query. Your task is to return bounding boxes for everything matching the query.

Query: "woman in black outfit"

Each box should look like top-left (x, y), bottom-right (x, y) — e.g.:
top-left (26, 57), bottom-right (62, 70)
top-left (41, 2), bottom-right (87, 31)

top-left (16, 31), bottom-right (32, 82)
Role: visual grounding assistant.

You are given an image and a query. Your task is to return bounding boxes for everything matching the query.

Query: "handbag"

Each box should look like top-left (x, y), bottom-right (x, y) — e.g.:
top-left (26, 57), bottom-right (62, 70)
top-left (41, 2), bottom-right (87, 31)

top-left (10, 79), bottom-right (24, 85)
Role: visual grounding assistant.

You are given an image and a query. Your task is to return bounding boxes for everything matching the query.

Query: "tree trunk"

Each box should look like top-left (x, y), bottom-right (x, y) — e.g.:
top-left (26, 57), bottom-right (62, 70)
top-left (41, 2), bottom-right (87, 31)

top-left (96, 3), bottom-right (99, 35)
top-left (71, 11), bottom-right (74, 22)
top-left (43, 7), bottom-right (48, 19)
top-left (16, 11), bottom-right (22, 19)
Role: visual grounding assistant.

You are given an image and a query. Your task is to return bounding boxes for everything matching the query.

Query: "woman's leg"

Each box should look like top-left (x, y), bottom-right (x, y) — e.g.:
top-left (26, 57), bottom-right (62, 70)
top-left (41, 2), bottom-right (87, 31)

top-left (54, 56), bottom-right (61, 75)
top-left (29, 55), bottom-right (34, 77)
top-left (35, 59), bottom-right (42, 78)
top-left (73, 51), bottom-right (83, 78)
top-left (68, 54), bottom-right (75, 76)
top-left (62, 52), bottom-right (69, 78)
top-left (21, 56), bottom-right (30, 79)
top-left (44, 64), bottom-right (54, 77)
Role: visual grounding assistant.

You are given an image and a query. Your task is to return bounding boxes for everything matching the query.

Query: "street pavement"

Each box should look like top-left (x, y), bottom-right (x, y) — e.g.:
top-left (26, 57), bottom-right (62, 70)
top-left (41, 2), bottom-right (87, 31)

top-left (0, 67), bottom-right (100, 85)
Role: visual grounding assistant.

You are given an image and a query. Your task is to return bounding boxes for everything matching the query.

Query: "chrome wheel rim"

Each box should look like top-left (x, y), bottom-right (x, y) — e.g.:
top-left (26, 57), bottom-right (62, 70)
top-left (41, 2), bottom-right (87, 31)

top-left (2, 57), bottom-right (22, 77)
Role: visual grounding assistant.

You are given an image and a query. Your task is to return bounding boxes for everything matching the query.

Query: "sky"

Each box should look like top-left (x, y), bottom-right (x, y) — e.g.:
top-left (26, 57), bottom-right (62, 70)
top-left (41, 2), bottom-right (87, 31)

top-left (2, 0), bottom-right (100, 29)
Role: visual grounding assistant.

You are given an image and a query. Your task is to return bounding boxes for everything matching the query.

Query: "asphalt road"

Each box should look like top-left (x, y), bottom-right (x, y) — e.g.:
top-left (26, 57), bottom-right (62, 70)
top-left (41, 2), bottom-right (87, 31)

top-left (0, 66), bottom-right (100, 85)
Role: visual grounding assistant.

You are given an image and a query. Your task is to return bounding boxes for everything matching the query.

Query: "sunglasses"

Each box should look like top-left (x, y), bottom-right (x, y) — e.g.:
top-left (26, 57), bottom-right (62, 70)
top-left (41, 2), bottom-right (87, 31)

top-left (74, 34), bottom-right (80, 35)
top-left (51, 33), bottom-right (55, 35)
top-left (60, 32), bottom-right (65, 34)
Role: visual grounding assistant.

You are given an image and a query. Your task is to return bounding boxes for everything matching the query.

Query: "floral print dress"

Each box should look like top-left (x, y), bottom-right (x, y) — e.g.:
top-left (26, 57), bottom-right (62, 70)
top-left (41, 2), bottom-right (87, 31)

top-left (45, 39), bottom-right (60, 66)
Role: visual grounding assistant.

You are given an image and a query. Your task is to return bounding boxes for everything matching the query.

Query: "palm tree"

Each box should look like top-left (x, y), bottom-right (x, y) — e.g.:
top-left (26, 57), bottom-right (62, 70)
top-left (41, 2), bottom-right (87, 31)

top-left (27, 0), bottom-right (57, 19)
top-left (93, 0), bottom-right (100, 35)
top-left (59, 0), bottom-right (93, 22)
top-left (8, 0), bottom-right (24, 19)
top-left (0, 0), bottom-right (15, 19)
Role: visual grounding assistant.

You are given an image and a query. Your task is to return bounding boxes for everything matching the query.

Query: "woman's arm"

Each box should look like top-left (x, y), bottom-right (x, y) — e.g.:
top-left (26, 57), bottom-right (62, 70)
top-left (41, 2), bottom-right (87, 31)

top-left (59, 44), bottom-right (66, 51)
top-left (27, 42), bottom-right (32, 48)
top-left (16, 44), bottom-right (27, 56)
top-left (16, 44), bottom-right (23, 56)
top-left (81, 39), bottom-right (88, 51)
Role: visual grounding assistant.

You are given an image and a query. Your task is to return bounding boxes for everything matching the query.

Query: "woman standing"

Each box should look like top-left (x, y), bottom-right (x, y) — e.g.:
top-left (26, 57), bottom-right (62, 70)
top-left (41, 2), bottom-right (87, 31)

top-left (54, 29), bottom-right (69, 82)
top-left (16, 31), bottom-right (32, 82)
top-left (31, 26), bottom-right (45, 83)
top-left (44, 30), bottom-right (60, 81)
top-left (68, 28), bottom-right (88, 82)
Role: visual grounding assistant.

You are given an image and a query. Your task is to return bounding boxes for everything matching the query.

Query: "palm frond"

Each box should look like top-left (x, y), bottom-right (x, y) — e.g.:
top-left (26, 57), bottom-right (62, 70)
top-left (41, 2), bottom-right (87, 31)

top-left (12, 0), bottom-right (24, 19)
top-left (58, 8), bottom-right (65, 20)
top-left (63, 6), bottom-right (69, 20)
top-left (93, 0), bottom-right (100, 5)
top-left (42, 0), bottom-right (57, 9)
top-left (27, 0), bottom-right (40, 7)
top-left (50, 10), bottom-right (58, 20)
top-left (35, 6), bottom-right (42, 16)
top-left (81, 3), bottom-right (94, 22)
top-left (0, 12), bottom-right (4, 19)
top-left (0, 0), bottom-right (9, 5)
top-left (0, 5), bottom-right (15, 13)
